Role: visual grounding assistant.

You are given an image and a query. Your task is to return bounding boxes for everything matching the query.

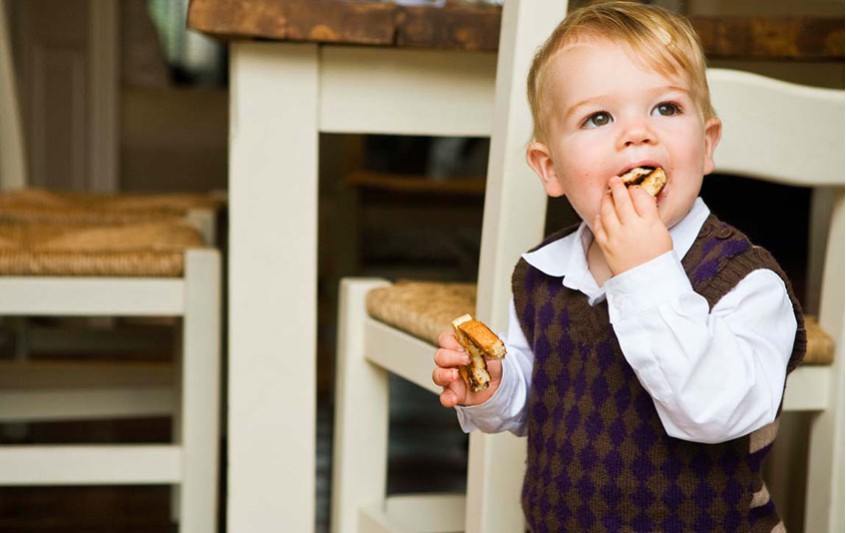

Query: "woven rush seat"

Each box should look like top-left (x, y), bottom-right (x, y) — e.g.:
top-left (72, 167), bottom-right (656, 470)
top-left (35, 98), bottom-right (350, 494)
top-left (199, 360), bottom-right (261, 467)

top-left (365, 281), bottom-right (835, 365)
top-left (804, 316), bottom-right (835, 364)
top-left (0, 221), bottom-right (206, 277)
top-left (0, 188), bottom-right (224, 226)
top-left (366, 281), bottom-right (476, 346)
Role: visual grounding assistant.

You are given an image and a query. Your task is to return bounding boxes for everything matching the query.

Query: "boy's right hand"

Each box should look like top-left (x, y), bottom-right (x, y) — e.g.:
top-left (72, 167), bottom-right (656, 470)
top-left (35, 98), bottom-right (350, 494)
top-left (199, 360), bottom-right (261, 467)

top-left (432, 331), bottom-right (502, 408)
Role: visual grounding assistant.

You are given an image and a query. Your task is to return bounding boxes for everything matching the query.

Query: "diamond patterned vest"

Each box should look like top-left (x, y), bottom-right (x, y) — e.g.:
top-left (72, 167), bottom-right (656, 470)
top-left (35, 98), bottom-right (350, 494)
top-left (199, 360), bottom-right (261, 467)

top-left (512, 214), bottom-right (806, 532)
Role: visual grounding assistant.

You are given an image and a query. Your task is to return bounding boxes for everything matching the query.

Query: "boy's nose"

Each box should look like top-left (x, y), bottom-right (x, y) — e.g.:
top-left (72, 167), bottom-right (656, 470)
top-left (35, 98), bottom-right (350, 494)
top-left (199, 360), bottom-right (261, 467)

top-left (619, 122), bottom-right (656, 148)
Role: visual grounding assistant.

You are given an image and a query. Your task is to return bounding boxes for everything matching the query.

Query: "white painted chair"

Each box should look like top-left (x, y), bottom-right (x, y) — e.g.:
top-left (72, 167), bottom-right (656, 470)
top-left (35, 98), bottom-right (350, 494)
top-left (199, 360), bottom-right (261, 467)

top-left (0, 222), bottom-right (222, 533)
top-left (0, 0), bottom-right (222, 424)
top-left (705, 69), bottom-right (843, 532)
top-left (332, 1), bottom-right (565, 531)
top-left (333, 4), bottom-right (843, 533)
top-left (0, 6), bottom-right (223, 530)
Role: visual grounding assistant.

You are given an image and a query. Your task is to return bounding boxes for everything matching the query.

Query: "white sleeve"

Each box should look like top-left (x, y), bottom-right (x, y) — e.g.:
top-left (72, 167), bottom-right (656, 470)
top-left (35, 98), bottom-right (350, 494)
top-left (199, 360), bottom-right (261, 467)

top-left (455, 298), bottom-right (534, 436)
top-left (605, 251), bottom-right (796, 444)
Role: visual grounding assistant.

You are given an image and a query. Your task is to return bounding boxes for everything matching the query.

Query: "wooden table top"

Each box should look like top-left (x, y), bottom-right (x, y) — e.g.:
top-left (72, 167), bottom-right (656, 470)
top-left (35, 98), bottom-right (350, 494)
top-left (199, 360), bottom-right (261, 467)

top-left (187, 0), bottom-right (843, 60)
top-left (187, 0), bottom-right (501, 51)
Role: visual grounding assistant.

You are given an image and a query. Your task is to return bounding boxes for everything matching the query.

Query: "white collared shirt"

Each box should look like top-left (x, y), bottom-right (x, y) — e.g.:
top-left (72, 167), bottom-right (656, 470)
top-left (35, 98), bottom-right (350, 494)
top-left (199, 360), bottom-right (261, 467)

top-left (456, 198), bottom-right (797, 444)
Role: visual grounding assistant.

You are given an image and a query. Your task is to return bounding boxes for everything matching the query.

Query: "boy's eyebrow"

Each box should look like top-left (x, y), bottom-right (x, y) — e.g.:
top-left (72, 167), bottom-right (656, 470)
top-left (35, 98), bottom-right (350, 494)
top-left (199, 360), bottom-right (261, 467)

top-left (661, 85), bottom-right (693, 96)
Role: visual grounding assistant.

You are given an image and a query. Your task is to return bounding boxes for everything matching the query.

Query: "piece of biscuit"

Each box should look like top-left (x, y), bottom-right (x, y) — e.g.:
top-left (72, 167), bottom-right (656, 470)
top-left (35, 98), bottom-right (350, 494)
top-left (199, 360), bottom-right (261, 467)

top-left (451, 314), bottom-right (506, 392)
top-left (620, 166), bottom-right (667, 197)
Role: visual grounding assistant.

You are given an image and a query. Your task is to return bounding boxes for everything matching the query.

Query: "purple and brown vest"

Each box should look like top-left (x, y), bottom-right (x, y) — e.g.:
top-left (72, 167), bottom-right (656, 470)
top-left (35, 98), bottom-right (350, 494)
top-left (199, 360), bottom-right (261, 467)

top-left (512, 214), bottom-right (805, 532)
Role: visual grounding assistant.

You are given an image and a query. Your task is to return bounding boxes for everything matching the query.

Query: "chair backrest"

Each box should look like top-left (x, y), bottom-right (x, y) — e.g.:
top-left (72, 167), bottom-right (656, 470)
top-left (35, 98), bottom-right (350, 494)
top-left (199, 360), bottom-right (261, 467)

top-left (707, 68), bottom-right (844, 532)
top-left (709, 69), bottom-right (842, 187)
top-left (707, 68), bottom-right (843, 334)
top-left (465, 1), bottom-right (567, 530)
top-left (476, 0), bottom-right (564, 331)
top-left (0, 0), bottom-right (28, 190)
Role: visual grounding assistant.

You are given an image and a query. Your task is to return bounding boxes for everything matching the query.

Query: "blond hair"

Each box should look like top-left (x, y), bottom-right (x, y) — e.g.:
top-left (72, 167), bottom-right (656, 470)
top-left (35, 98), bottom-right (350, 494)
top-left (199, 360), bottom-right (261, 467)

top-left (527, 1), bottom-right (715, 142)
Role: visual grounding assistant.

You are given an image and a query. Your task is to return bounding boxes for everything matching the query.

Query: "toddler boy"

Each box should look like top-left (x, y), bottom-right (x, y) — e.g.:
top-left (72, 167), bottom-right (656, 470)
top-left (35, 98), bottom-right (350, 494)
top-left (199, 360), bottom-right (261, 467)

top-left (432, 2), bottom-right (805, 531)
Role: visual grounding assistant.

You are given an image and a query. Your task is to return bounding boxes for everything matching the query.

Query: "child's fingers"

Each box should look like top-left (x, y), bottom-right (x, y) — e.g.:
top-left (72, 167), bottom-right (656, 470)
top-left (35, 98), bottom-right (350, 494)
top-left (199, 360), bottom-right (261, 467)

top-left (609, 176), bottom-right (637, 222)
top-left (593, 214), bottom-right (607, 245)
top-left (432, 366), bottom-right (461, 387)
top-left (599, 186), bottom-right (621, 233)
top-left (630, 185), bottom-right (659, 218)
top-left (439, 381), bottom-right (466, 408)
top-left (434, 347), bottom-right (470, 369)
top-left (437, 331), bottom-right (463, 351)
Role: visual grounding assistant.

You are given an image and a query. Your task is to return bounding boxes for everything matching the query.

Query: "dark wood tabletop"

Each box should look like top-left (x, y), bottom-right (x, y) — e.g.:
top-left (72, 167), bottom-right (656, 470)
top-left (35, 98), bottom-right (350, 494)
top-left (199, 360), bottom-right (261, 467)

top-left (187, 0), bottom-right (843, 60)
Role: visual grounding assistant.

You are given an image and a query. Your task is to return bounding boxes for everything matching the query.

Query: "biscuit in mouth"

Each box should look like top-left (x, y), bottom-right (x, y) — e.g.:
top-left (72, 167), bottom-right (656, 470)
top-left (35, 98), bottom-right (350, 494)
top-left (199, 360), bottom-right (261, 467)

top-left (619, 166), bottom-right (667, 197)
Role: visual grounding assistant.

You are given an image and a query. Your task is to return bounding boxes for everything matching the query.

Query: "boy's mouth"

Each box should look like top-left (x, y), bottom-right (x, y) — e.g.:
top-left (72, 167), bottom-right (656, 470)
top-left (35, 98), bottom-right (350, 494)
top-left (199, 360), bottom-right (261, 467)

top-left (619, 166), bottom-right (666, 197)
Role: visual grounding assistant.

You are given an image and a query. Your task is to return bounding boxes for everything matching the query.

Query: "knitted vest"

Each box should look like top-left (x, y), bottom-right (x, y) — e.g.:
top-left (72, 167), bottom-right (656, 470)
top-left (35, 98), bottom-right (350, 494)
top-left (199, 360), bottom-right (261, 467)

top-left (512, 214), bottom-right (806, 533)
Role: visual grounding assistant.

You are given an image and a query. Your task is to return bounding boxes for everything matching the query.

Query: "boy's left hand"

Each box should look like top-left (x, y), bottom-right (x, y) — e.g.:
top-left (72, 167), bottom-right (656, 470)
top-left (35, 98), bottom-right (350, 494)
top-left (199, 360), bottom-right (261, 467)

top-left (593, 176), bottom-right (672, 275)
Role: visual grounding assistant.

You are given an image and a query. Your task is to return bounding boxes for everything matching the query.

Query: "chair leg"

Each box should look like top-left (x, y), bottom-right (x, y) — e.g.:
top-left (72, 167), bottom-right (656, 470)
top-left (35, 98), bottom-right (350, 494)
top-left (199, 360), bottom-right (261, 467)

top-left (185, 208), bottom-right (218, 245)
top-left (331, 279), bottom-right (391, 533)
top-left (178, 249), bottom-right (222, 532)
top-left (465, 431), bottom-right (527, 533)
top-left (2, 317), bottom-right (29, 442)
top-left (171, 321), bottom-right (184, 525)
top-left (803, 328), bottom-right (844, 533)
top-left (805, 195), bottom-right (845, 532)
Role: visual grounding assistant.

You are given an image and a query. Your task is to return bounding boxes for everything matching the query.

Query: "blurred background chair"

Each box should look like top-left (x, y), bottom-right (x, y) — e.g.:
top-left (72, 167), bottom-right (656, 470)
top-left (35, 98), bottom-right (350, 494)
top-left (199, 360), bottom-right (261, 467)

top-left (0, 3), bottom-right (225, 530)
top-left (0, 220), bottom-right (222, 532)
top-left (0, 0), bottom-right (224, 420)
top-left (332, 2), bottom-right (843, 532)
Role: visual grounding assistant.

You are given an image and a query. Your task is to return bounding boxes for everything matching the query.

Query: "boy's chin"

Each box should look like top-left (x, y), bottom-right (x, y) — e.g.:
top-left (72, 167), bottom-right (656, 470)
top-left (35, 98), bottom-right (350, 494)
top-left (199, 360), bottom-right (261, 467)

top-left (659, 205), bottom-right (691, 230)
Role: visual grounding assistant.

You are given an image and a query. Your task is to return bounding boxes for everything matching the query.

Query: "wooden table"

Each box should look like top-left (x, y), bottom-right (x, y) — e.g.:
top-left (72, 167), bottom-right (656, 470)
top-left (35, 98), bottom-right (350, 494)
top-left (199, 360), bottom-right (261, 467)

top-left (187, 1), bottom-right (843, 530)
top-left (188, 2), bottom-right (503, 531)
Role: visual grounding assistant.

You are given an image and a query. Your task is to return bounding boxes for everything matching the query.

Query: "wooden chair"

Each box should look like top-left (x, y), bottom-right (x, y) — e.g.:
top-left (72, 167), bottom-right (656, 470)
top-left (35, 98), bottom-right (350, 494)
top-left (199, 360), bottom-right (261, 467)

top-left (0, 220), bottom-right (222, 533)
top-left (332, 3), bottom-right (843, 533)
top-left (0, 6), bottom-right (224, 530)
top-left (705, 69), bottom-right (843, 532)
top-left (0, 0), bottom-right (223, 421)
top-left (332, 1), bottom-right (565, 531)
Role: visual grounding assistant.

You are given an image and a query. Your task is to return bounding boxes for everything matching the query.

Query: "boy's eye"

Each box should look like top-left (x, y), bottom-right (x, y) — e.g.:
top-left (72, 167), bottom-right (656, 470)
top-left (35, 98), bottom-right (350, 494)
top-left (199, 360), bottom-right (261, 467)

top-left (583, 112), bottom-right (612, 129)
top-left (653, 102), bottom-right (681, 116)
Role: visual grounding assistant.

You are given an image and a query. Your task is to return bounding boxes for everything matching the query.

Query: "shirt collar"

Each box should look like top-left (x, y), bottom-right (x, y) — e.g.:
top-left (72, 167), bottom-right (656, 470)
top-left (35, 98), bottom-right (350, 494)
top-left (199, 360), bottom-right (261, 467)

top-left (522, 197), bottom-right (711, 300)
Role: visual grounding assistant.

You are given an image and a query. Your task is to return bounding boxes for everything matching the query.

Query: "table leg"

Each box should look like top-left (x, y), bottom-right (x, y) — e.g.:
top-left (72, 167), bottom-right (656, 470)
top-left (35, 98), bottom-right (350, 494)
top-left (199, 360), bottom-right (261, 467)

top-left (229, 41), bottom-right (319, 532)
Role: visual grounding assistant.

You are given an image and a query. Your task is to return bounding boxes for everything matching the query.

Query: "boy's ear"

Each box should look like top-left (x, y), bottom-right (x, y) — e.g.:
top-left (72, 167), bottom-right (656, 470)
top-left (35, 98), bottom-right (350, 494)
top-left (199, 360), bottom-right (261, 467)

top-left (702, 117), bottom-right (722, 175)
top-left (526, 141), bottom-right (566, 197)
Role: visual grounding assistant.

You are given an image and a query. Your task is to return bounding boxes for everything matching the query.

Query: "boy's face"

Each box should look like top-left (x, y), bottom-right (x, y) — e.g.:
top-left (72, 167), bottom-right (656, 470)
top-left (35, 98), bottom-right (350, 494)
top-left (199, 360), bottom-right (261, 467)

top-left (527, 37), bottom-right (721, 231)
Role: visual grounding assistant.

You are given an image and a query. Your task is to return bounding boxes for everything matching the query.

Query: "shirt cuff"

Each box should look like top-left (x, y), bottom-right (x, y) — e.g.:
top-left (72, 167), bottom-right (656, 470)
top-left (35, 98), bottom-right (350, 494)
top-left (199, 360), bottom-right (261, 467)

top-left (605, 250), bottom-right (693, 323)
